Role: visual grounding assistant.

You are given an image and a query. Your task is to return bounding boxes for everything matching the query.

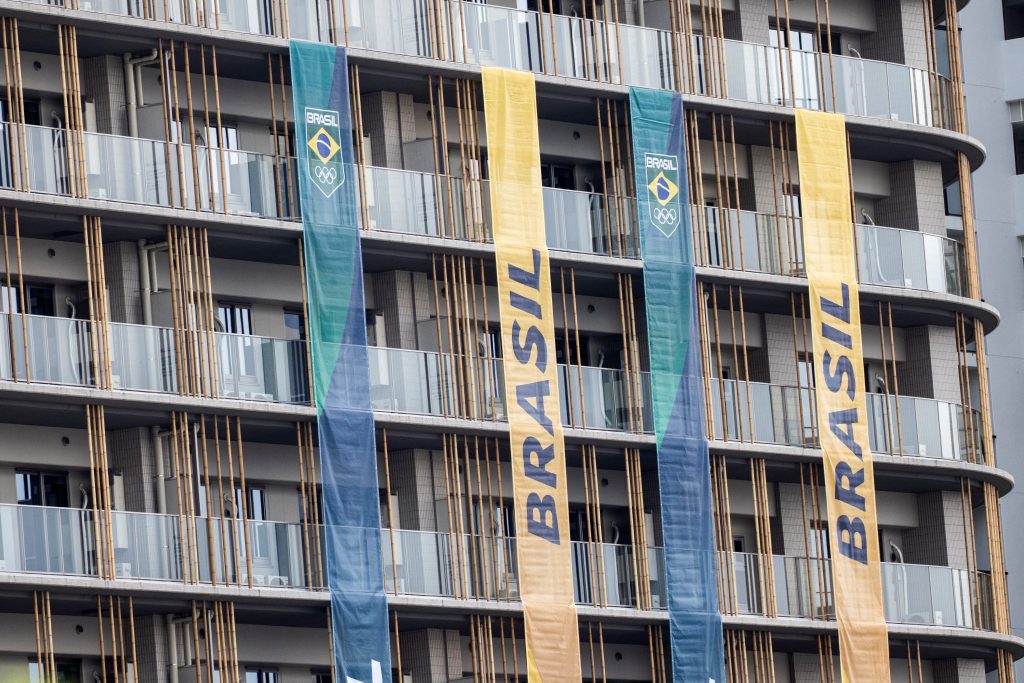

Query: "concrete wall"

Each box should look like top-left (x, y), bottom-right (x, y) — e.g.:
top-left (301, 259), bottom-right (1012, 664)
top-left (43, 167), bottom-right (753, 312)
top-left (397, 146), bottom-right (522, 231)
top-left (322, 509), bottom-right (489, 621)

top-left (960, 1), bottom-right (1024, 669)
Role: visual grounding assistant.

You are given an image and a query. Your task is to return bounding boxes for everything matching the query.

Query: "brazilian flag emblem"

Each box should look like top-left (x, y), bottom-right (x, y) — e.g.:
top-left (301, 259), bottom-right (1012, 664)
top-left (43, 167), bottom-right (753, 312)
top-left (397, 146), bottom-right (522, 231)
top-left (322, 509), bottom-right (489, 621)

top-left (304, 107), bottom-right (344, 198)
top-left (644, 153), bottom-right (680, 238)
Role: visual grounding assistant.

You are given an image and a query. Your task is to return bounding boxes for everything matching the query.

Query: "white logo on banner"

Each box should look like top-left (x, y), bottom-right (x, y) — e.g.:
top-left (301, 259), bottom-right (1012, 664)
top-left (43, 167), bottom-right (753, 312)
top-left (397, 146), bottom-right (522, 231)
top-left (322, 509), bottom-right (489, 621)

top-left (346, 660), bottom-right (383, 683)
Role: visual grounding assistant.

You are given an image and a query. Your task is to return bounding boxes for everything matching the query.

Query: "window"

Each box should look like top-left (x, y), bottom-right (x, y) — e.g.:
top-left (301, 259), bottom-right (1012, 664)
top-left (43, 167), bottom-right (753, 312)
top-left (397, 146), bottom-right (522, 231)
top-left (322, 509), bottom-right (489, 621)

top-left (312, 673), bottom-right (331, 683)
top-left (1015, 127), bottom-right (1024, 175)
top-left (218, 303), bottom-right (253, 335)
top-left (0, 284), bottom-right (56, 316)
top-left (218, 302), bottom-right (257, 384)
top-left (540, 163), bottom-right (575, 190)
top-left (944, 180), bottom-right (963, 217)
top-left (17, 470), bottom-right (70, 507)
top-left (1004, 0), bottom-right (1024, 40)
top-left (29, 660), bottom-right (81, 683)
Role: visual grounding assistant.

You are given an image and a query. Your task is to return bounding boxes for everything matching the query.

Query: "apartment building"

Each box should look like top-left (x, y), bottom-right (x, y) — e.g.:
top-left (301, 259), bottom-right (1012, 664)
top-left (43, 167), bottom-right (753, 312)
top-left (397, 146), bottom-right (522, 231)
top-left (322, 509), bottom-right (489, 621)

top-left (959, 1), bottom-right (1024, 680)
top-left (0, 0), bottom-right (1015, 681)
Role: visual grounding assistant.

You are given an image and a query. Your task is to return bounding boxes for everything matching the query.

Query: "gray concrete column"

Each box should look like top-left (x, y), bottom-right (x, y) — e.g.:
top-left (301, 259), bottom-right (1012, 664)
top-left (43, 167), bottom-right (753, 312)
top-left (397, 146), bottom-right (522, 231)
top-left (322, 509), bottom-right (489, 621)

top-left (723, 0), bottom-right (771, 43)
top-left (933, 658), bottom-right (988, 683)
top-left (134, 615), bottom-right (169, 683)
top-left (896, 325), bottom-right (960, 403)
top-left (901, 491), bottom-right (969, 569)
top-left (371, 271), bottom-right (427, 350)
top-left (81, 55), bottom-right (127, 136)
top-left (103, 240), bottom-right (142, 324)
top-left (861, 0), bottom-right (929, 70)
top-left (872, 160), bottom-right (947, 234)
top-left (361, 91), bottom-right (417, 169)
top-left (107, 426), bottom-right (156, 513)
top-left (391, 448), bottom-right (439, 532)
top-left (397, 628), bottom-right (462, 681)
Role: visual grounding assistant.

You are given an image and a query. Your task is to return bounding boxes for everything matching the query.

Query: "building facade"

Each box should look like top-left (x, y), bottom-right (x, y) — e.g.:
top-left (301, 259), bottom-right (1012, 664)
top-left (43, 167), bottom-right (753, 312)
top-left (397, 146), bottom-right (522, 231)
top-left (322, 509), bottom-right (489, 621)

top-left (959, 2), bottom-right (1024, 680)
top-left (0, 0), bottom-right (1015, 681)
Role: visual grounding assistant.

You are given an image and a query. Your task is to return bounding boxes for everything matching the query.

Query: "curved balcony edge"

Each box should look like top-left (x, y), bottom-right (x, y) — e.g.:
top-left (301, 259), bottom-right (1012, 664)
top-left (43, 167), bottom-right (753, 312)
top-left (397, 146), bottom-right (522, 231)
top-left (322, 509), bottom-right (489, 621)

top-left (0, 0), bottom-right (988, 166)
top-left (0, 186), bottom-right (993, 327)
top-left (0, 380), bottom-right (316, 419)
top-left (0, 569), bottom-right (328, 607)
top-left (695, 266), bottom-right (1001, 333)
top-left (709, 439), bottom-right (1014, 496)
top-left (724, 613), bottom-right (1024, 661)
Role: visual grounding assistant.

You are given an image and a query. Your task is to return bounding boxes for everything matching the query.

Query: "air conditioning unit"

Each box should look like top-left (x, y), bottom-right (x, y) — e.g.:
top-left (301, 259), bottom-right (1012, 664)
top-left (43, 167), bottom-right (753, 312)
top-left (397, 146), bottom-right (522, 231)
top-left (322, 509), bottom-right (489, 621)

top-left (239, 391), bottom-right (273, 402)
top-left (267, 575), bottom-right (290, 587)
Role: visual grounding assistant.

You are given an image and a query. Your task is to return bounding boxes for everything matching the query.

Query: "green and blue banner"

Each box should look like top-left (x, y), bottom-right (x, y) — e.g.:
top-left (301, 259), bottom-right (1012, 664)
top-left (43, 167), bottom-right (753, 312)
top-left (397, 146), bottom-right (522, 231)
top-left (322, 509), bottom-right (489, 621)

top-left (629, 87), bottom-right (726, 683)
top-left (290, 40), bottom-right (391, 683)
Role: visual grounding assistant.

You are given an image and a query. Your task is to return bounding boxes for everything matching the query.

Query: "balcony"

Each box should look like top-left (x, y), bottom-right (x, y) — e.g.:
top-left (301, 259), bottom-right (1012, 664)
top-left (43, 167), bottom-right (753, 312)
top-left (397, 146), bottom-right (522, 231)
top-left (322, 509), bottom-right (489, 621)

top-left (16, 0), bottom-right (953, 130)
top-left (0, 313), bottom-right (93, 386)
top-left (0, 507), bottom-right (997, 630)
top-left (381, 530), bottom-right (667, 610)
top-left (544, 187), bottom-right (637, 258)
top-left (0, 504), bottom-right (316, 589)
top-left (732, 552), bottom-right (994, 630)
top-left (710, 378), bottom-right (985, 462)
top-left (1, 124), bottom-right (298, 221)
top-left (368, 346), bottom-right (653, 433)
top-left (0, 316), bottom-right (308, 405)
top-left (702, 208), bottom-right (966, 297)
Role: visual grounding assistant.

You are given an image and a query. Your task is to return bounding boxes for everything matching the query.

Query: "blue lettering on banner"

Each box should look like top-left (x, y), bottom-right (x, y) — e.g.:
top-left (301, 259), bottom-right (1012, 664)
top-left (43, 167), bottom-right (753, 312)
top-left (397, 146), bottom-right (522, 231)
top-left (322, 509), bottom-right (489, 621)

top-left (507, 248), bottom-right (561, 546)
top-left (817, 280), bottom-right (870, 566)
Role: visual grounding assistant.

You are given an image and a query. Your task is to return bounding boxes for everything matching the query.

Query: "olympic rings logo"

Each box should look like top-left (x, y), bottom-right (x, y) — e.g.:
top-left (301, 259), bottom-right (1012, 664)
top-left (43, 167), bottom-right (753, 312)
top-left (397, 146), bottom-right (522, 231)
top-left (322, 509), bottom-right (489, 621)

top-left (653, 207), bottom-right (677, 225)
top-left (314, 165), bottom-right (337, 183)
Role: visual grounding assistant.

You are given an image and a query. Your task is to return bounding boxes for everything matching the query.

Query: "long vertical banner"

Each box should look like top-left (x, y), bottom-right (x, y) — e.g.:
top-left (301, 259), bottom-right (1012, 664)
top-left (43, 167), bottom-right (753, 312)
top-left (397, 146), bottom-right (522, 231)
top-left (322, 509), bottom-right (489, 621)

top-left (796, 109), bottom-right (889, 682)
top-left (481, 66), bottom-right (581, 681)
top-left (629, 87), bottom-right (726, 683)
top-left (290, 41), bottom-right (392, 683)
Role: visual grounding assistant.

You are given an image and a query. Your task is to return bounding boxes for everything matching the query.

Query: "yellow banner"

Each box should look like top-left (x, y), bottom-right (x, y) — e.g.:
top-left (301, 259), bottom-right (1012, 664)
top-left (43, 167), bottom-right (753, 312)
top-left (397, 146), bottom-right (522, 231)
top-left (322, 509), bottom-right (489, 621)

top-left (482, 67), bottom-right (581, 681)
top-left (796, 109), bottom-right (889, 682)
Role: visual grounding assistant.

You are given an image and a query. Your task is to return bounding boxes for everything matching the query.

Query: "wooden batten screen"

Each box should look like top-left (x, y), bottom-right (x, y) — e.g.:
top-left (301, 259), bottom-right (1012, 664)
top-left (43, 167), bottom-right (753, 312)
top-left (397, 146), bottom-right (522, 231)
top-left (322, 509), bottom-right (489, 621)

top-left (84, 216), bottom-right (113, 390)
top-left (87, 404), bottom-right (116, 579)
top-left (1, 18), bottom-right (29, 191)
top-left (430, 434), bottom-right (510, 602)
top-left (430, 254), bottom-right (496, 420)
top-left (166, 225), bottom-right (218, 398)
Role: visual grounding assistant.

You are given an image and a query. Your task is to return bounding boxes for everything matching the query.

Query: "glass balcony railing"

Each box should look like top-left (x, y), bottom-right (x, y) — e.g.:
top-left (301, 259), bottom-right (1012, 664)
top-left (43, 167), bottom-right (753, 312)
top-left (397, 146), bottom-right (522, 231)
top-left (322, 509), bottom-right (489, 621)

top-left (0, 504), bottom-right (316, 589)
top-left (2, 125), bottom-right (969, 284)
top-left (559, 364), bottom-right (653, 433)
top-left (15, 0), bottom-right (952, 130)
top-left (701, 207), bottom-right (966, 297)
top-left (381, 528), bottom-right (519, 600)
top-left (571, 541), bottom-right (667, 610)
top-left (857, 223), bottom-right (965, 296)
top-left (865, 392), bottom-right (984, 462)
top-left (709, 378), bottom-right (984, 462)
top-left (544, 188), bottom-right (637, 258)
top-left (0, 315), bottom-right (306, 405)
top-left (216, 331), bottom-right (309, 404)
top-left (368, 347), bottom-right (506, 420)
top-left (363, 166), bottom-right (491, 241)
top-left (0, 503), bottom-right (92, 576)
top-left (0, 507), bottom-right (996, 627)
top-left (109, 322), bottom-right (178, 393)
top-left (368, 346), bottom-right (652, 433)
top-left (381, 531), bottom-right (667, 610)
top-left (0, 124), bottom-right (299, 221)
top-left (732, 552), bottom-right (994, 630)
top-left (0, 313), bottom-right (92, 386)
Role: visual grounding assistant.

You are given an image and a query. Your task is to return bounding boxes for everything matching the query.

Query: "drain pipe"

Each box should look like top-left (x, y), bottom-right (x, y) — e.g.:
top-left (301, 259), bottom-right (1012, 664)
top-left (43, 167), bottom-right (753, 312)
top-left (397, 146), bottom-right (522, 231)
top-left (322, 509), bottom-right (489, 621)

top-left (151, 426), bottom-right (166, 514)
top-left (166, 613), bottom-right (179, 683)
top-left (122, 49), bottom-right (158, 138)
top-left (138, 240), bottom-right (167, 327)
